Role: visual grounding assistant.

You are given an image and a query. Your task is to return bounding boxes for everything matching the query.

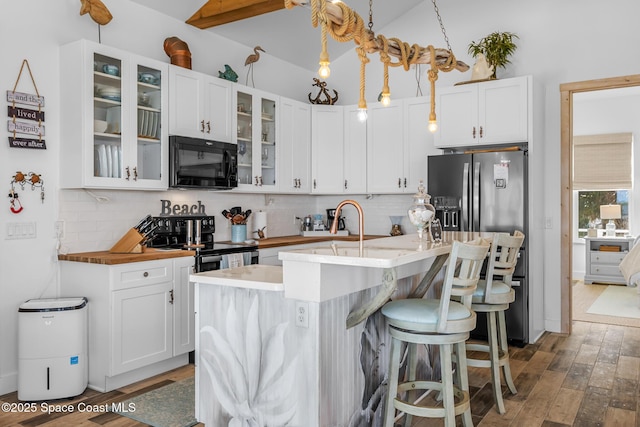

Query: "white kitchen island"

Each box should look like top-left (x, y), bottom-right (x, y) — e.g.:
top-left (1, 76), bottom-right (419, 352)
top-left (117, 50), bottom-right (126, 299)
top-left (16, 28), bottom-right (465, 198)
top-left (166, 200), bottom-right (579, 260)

top-left (191, 232), bottom-right (491, 427)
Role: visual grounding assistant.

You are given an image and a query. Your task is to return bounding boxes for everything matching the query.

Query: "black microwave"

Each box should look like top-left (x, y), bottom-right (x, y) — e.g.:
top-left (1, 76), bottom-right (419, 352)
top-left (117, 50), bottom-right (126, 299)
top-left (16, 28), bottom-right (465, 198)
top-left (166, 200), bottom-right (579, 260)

top-left (169, 135), bottom-right (238, 189)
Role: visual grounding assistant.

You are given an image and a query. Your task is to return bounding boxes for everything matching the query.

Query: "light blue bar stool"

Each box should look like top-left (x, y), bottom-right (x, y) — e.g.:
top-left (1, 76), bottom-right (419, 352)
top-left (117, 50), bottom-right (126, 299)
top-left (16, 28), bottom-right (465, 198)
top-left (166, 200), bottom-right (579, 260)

top-left (382, 239), bottom-right (490, 427)
top-left (466, 231), bottom-right (525, 414)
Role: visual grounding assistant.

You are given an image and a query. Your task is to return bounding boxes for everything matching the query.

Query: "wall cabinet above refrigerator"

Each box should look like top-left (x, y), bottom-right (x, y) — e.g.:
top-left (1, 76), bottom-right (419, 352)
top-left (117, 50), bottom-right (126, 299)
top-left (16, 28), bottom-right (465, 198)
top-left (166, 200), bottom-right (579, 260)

top-left (434, 75), bottom-right (531, 148)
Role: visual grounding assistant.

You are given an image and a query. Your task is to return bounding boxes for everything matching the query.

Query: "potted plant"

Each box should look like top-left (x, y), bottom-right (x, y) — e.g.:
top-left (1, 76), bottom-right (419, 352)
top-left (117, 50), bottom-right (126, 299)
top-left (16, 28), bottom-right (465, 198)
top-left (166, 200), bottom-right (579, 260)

top-left (468, 31), bottom-right (519, 79)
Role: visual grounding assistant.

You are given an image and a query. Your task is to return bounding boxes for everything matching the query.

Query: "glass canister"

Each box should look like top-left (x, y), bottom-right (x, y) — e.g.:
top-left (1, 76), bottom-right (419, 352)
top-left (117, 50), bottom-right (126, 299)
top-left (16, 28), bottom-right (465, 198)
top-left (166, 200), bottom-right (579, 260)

top-left (407, 180), bottom-right (436, 240)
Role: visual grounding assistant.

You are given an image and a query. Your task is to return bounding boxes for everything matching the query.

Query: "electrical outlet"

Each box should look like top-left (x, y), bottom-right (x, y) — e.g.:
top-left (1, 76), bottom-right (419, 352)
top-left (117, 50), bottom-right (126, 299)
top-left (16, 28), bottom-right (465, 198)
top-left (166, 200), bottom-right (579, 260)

top-left (293, 214), bottom-right (298, 225)
top-left (295, 301), bottom-right (309, 328)
top-left (545, 217), bottom-right (552, 229)
top-left (54, 220), bottom-right (65, 239)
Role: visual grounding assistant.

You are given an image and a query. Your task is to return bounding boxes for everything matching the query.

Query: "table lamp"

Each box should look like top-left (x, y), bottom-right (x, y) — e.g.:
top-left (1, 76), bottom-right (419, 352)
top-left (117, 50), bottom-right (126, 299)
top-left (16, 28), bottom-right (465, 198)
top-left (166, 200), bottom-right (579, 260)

top-left (600, 204), bottom-right (621, 237)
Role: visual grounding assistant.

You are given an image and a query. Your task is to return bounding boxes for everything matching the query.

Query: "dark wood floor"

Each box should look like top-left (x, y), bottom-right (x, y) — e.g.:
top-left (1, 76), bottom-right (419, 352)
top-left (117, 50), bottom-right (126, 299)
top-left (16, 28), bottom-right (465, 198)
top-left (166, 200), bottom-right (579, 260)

top-left (2, 320), bottom-right (639, 426)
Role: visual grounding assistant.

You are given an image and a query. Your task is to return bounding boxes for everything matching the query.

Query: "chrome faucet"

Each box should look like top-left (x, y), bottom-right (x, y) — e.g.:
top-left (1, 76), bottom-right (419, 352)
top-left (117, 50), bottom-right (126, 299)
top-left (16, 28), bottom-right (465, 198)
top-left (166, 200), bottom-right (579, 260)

top-left (330, 199), bottom-right (364, 255)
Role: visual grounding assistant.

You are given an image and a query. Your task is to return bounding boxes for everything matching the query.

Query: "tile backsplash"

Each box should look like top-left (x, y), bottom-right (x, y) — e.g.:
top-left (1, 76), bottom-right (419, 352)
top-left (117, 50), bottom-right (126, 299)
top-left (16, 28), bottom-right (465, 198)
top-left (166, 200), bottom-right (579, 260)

top-left (58, 189), bottom-right (415, 253)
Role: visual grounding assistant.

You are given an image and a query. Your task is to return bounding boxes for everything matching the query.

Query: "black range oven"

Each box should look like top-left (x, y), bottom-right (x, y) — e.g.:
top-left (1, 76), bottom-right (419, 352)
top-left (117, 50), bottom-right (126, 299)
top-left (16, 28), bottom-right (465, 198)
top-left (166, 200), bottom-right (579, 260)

top-left (147, 215), bottom-right (258, 272)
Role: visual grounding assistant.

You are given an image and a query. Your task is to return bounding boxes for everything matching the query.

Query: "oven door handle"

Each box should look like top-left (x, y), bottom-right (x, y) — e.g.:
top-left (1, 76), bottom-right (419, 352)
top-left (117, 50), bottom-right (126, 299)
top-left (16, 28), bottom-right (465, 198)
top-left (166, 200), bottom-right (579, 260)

top-left (200, 255), bottom-right (223, 264)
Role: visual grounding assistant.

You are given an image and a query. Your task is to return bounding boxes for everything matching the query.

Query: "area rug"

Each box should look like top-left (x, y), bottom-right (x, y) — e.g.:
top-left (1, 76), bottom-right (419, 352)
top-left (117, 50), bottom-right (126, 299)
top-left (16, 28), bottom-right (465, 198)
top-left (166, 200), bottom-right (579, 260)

top-left (572, 280), bottom-right (640, 327)
top-left (112, 376), bottom-right (197, 427)
top-left (587, 285), bottom-right (640, 318)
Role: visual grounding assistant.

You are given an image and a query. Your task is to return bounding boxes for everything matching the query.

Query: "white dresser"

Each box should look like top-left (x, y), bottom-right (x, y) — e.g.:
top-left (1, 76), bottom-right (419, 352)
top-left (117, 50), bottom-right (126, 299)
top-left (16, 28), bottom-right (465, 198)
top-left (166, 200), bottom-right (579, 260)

top-left (584, 236), bottom-right (636, 285)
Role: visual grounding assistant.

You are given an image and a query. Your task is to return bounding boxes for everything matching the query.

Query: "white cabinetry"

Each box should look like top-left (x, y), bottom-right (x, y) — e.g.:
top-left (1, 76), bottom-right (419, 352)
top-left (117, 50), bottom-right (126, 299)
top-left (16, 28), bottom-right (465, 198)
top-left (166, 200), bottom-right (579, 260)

top-left (234, 86), bottom-right (278, 191)
top-left (59, 256), bottom-right (194, 392)
top-left (60, 39), bottom-right (168, 190)
top-left (584, 236), bottom-right (635, 285)
top-left (367, 98), bottom-right (429, 193)
top-left (279, 98), bottom-right (311, 193)
top-left (434, 75), bottom-right (530, 148)
top-left (311, 105), bottom-right (366, 194)
top-left (168, 66), bottom-right (233, 142)
top-left (343, 105), bottom-right (368, 194)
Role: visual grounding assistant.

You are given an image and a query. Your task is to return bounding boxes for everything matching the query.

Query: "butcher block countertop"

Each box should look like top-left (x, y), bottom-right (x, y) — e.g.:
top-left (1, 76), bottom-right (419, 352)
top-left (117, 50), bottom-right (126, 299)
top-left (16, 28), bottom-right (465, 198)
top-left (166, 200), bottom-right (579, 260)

top-left (254, 234), bottom-right (387, 249)
top-left (58, 248), bottom-right (196, 265)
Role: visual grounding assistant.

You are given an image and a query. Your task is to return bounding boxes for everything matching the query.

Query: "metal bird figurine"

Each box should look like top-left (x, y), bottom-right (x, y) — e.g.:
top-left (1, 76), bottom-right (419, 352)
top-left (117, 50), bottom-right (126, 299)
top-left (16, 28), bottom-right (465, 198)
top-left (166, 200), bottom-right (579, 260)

top-left (245, 46), bottom-right (265, 87)
top-left (79, 0), bottom-right (113, 25)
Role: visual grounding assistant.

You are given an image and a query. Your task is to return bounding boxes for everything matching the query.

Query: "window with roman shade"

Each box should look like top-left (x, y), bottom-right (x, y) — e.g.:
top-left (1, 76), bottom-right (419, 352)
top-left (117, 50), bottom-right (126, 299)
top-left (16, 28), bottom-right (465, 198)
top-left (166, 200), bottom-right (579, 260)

top-left (573, 132), bottom-right (633, 190)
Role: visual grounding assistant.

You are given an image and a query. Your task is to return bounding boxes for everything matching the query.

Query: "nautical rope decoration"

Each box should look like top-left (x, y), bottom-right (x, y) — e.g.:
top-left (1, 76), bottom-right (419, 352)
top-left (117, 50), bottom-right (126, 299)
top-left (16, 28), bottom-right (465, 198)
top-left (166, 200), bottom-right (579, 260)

top-left (285, 0), bottom-right (468, 128)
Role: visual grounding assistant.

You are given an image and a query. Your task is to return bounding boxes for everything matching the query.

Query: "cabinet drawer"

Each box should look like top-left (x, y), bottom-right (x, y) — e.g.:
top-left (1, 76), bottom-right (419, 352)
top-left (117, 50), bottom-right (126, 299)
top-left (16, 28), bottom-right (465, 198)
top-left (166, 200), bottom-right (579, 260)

top-left (589, 264), bottom-right (623, 277)
top-left (590, 251), bottom-right (626, 264)
top-left (111, 260), bottom-right (172, 290)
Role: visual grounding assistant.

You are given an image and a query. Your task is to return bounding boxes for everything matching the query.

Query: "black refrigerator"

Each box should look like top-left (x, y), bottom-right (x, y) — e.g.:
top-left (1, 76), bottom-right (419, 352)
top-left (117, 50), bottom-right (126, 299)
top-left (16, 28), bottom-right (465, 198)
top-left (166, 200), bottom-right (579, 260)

top-left (427, 150), bottom-right (529, 345)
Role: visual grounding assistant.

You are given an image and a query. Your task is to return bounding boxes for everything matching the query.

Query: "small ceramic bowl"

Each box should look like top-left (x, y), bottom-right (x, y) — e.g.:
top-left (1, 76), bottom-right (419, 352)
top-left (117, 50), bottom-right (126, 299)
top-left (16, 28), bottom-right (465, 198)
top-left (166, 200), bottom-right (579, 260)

top-left (138, 72), bottom-right (158, 85)
top-left (94, 120), bottom-right (108, 133)
top-left (102, 64), bottom-right (119, 76)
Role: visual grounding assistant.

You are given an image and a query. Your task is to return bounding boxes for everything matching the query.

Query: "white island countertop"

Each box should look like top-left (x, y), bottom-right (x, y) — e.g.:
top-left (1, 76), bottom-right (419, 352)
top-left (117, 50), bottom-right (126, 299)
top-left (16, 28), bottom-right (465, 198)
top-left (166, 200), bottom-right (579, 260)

top-left (190, 264), bottom-right (283, 291)
top-left (277, 234), bottom-right (448, 268)
top-left (190, 232), bottom-right (492, 298)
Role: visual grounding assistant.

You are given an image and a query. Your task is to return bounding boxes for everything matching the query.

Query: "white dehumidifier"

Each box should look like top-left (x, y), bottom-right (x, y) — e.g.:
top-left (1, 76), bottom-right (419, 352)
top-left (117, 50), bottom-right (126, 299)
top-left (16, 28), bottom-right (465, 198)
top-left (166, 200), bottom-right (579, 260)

top-left (18, 297), bottom-right (88, 400)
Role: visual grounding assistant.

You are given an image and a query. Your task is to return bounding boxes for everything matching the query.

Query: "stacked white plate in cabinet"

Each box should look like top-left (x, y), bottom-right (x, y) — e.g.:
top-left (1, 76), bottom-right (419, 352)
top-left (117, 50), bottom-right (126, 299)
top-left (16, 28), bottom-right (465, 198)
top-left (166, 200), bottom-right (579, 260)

top-left (94, 144), bottom-right (122, 178)
top-left (138, 110), bottom-right (160, 139)
top-left (96, 144), bottom-right (108, 177)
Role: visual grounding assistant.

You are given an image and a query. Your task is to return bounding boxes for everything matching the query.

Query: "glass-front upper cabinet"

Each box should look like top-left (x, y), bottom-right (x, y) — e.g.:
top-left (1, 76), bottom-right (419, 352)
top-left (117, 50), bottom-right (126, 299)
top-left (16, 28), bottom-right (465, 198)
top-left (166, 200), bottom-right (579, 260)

top-left (60, 39), bottom-right (168, 190)
top-left (92, 52), bottom-right (123, 182)
top-left (135, 61), bottom-right (164, 184)
top-left (234, 86), bottom-right (278, 192)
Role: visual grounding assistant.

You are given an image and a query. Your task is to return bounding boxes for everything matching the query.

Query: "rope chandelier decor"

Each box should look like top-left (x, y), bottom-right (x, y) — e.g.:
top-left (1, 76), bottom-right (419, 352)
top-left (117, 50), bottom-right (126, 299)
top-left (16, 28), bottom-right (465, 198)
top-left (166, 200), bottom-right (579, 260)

top-left (285, 0), bottom-right (469, 129)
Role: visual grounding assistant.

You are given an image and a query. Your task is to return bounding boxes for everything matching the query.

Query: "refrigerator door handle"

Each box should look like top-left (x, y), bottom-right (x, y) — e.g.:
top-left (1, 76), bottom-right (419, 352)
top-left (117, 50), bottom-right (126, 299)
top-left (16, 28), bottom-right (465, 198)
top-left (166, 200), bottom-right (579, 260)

top-left (452, 211), bottom-right (458, 228)
top-left (473, 161), bottom-right (480, 231)
top-left (462, 162), bottom-right (469, 231)
top-left (443, 211), bottom-right (450, 228)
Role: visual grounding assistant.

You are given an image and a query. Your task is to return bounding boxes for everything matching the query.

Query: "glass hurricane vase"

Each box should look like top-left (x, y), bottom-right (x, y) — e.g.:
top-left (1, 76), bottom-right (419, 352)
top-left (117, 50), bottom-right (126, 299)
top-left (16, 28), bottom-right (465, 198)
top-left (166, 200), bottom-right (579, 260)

top-left (407, 181), bottom-right (436, 240)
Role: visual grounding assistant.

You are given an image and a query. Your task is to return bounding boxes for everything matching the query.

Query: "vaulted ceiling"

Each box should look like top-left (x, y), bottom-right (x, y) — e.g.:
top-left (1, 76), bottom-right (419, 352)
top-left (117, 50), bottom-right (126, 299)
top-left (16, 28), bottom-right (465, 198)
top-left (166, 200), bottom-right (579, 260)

top-left (130, 0), bottom-right (424, 71)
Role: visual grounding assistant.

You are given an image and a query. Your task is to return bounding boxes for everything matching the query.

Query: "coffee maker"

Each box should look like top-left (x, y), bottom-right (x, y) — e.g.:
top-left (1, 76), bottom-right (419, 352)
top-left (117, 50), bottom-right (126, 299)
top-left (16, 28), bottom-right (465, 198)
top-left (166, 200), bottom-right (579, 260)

top-left (326, 209), bottom-right (346, 231)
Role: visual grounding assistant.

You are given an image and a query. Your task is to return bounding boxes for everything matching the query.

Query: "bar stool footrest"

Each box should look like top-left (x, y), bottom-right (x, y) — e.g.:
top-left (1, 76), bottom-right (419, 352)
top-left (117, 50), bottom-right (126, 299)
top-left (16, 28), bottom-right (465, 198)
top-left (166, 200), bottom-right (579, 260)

top-left (394, 380), bottom-right (470, 418)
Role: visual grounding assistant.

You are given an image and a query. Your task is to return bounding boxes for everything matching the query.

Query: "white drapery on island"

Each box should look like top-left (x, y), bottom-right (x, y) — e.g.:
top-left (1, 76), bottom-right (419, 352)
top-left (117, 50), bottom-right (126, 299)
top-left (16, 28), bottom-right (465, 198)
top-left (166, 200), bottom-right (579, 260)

top-left (191, 232), bottom-right (492, 427)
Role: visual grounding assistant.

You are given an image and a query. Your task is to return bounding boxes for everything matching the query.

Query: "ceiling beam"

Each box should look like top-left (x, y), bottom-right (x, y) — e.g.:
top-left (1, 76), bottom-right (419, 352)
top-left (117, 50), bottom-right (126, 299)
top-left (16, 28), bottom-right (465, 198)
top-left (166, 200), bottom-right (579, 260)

top-left (186, 0), bottom-right (285, 29)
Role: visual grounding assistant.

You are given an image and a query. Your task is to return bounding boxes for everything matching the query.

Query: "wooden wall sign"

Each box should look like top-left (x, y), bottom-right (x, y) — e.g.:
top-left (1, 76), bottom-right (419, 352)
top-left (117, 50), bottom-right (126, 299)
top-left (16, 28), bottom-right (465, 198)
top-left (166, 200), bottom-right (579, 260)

top-left (8, 136), bottom-right (46, 149)
top-left (8, 106), bottom-right (45, 122)
top-left (7, 60), bottom-right (46, 150)
top-left (6, 90), bottom-right (45, 107)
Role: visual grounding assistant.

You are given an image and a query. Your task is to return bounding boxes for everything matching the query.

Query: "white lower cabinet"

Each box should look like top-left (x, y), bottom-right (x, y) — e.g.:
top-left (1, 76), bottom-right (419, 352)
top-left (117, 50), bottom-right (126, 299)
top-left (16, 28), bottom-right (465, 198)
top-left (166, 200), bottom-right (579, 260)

top-left (60, 256), bottom-right (194, 391)
top-left (112, 282), bottom-right (173, 375)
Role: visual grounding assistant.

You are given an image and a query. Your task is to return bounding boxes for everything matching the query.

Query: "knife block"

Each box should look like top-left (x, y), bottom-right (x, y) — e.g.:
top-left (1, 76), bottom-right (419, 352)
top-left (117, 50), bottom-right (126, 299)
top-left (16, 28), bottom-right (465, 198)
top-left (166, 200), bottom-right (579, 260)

top-left (109, 228), bottom-right (145, 253)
